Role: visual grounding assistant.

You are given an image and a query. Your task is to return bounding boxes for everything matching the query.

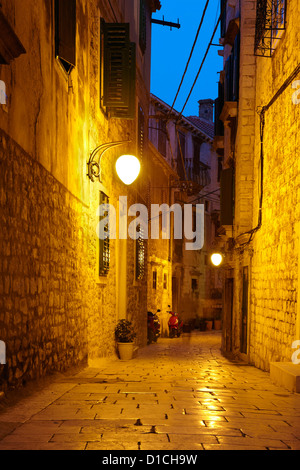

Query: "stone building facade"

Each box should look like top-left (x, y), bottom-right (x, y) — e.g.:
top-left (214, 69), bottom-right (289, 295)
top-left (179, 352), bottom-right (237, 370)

top-left (216, 0), bottom-right (300, 374)
top-left (0, 0), bottom-right (161, 390)
top-left (149, 94), bottom-right (221, 330)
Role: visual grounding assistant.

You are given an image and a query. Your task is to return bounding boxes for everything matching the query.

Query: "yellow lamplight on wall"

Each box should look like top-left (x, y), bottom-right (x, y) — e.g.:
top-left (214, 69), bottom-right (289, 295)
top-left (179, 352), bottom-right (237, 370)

top-left (87, 138), bottom-right (140, 185)
top-left (210, 253), bottom-right (223, 267)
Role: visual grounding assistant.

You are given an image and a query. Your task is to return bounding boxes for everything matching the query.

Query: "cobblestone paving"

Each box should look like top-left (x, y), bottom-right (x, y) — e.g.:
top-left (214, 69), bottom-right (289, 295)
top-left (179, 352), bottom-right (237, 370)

top-left (0, 331), bottom-right (300, 450)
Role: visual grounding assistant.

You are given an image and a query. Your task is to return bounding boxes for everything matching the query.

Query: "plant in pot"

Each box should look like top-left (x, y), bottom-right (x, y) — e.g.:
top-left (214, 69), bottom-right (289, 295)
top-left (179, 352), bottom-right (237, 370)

top-left (115, 319), bottom-right (137, 360)
top-left (214, 310), bottom-right (222, 330)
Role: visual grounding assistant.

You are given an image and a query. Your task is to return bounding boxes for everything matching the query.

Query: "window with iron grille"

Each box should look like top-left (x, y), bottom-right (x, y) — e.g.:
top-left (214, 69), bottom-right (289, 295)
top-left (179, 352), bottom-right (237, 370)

top-left (136, 224), bottom-right (145, 280)
top-left (55, 0), bottom-right (76, 74)
top-left (99, 192), bottom-right (110, 276)
top-left (255, 0), bottom-right (286, 57)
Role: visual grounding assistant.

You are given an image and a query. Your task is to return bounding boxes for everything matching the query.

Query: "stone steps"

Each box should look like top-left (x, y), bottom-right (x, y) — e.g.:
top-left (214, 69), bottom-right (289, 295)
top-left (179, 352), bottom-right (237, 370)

top-left (270, 362), bottom-right (300, 393)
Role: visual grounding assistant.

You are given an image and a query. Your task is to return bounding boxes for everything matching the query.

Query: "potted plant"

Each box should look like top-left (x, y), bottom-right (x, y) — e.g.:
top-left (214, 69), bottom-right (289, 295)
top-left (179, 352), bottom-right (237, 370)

top-left (115, 319), bottom-right (136, 360)
top-left (205, 319), bottom-right (213, 331)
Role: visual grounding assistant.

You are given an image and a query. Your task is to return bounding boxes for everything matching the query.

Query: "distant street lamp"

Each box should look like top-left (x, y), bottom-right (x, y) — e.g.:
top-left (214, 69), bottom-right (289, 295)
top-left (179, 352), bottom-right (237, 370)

top-left (210, 253), bottom-right (223, 267)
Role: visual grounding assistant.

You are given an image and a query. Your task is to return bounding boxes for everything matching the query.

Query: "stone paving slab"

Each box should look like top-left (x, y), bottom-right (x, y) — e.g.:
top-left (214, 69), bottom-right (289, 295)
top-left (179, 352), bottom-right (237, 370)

top-left (0, 331), bottom-right (300, 451)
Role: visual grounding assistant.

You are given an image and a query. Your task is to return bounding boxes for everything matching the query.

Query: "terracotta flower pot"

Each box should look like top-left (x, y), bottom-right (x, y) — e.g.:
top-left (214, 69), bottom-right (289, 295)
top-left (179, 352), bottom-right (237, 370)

top-left (205, 320), bottom-right (213, 331)
top-left (117, 342), bottom-right (134, 360)
top-left (214, 320), bottom-right (222, 330)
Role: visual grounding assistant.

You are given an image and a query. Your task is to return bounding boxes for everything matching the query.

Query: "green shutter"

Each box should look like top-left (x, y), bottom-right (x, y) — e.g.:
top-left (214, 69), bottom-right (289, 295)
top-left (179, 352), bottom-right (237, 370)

top-left (102, 21), bottom-right (136, 118)
top-left (109, 43), bottom-right (136, 119)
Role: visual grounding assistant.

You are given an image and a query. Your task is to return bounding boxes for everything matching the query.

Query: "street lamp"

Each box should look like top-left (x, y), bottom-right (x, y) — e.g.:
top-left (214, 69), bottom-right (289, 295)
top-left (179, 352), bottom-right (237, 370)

top-left (115, 154), bottom-right (140, 185)
top-left (210, 252), bottom-right (223, 267)
top-left (87, 139), bottom-right (140, 185)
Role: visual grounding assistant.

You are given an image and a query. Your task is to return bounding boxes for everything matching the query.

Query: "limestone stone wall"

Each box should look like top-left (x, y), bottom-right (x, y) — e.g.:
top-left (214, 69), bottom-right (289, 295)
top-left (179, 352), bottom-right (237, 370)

top-left (228, 0), bottom-right (300, 370)
top-left (248, 0), bottom-right (300, 369)
top-left (0, 129), bottom-right (91, 386)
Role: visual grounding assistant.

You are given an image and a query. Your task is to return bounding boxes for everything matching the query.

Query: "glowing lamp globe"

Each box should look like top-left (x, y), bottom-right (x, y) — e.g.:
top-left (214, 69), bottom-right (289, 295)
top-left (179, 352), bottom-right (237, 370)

top-left (116, 155), bottom-right (140, 185)
top-left (211, 253), bottom-right (223, 267)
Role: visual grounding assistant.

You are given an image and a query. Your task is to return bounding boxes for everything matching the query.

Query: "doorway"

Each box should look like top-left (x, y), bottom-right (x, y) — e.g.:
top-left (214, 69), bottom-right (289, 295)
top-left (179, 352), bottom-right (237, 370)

top-left (240, 266), bottom-right (248, 354)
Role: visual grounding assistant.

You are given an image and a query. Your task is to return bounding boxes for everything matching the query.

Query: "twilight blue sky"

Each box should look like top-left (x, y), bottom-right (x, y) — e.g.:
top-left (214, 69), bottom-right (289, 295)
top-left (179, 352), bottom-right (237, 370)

top-left (151, 0), bottom-right (223, 118)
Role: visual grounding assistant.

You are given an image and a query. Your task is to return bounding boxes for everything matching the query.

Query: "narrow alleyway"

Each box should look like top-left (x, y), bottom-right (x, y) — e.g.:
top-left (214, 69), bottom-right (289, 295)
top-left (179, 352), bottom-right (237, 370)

top-left (0, 331), bottom-right (300, 451)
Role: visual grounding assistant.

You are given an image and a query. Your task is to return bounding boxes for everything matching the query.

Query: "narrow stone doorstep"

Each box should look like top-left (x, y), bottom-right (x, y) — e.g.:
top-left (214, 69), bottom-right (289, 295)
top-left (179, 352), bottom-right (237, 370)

top-left (270, 362), bottom-right (300, 393)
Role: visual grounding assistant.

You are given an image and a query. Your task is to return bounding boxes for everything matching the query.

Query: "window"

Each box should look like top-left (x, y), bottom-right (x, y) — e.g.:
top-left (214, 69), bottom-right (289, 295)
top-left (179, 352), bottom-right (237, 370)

top-left (152, 271), bottom-right (157, 290)
top-left (224, 32), bottom-right (240, 102)
top-left (55, 0), bottom-right (76, 74)
top-left (177, 131), bottom-right (186, 179)
top-left (191, 278), bottom-right (198, 291)
top-left (214, 81), bottom-right (224, 137)
top-left (217, 157), bottom-right (223, 182)
top-left (99, 192), bottom-right (110, 276)
top-left (255, 0), bottom-right (286, 57)
top-left (101, 20), bottom-right (136, 119)
top-left (220, 168), bottom-right (234, 226)
top-left (138, 106), bottom-right (145, 160)
top-left (163, 273), bottom-right (167, 290)
top-left (136, 224), bottom-right (145, 280)
top-left (139, 0), bottom-right (147, 55)
top-left (158, 118), bottom-right (167, 157)
top-left (220, 0), bottom-right (227, 38)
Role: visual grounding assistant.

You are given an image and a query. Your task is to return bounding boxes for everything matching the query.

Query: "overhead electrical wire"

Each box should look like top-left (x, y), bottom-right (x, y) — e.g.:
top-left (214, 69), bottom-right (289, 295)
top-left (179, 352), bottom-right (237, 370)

top-left (167, 0), bottom-right (211, 118)
top-left (177, 1), bottom-right (227, 121)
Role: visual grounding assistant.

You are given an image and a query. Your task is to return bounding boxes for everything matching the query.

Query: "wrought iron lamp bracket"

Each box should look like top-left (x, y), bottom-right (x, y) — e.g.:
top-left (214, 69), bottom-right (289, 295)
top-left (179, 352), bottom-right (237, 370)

top-left (87, 139), bottom-right (132, 183)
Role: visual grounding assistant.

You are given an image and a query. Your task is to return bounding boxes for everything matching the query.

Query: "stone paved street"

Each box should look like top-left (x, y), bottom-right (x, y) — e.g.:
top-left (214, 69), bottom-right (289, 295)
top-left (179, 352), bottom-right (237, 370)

top-left (0, 331), bottom-right (300, 451)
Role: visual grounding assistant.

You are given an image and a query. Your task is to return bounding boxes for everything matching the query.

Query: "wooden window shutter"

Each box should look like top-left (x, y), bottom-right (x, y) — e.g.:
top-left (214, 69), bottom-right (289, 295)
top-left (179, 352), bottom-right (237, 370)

top-left (220, 168), bottom-right (234, 226)
top-left (102, 21), bottom-right (136, 118)
top-left (109, 43), bottom-right (136, 119)
top-left (139, 0), bottom-right (147, 55)
top-left (55, 0), bottom-right (76, 68)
